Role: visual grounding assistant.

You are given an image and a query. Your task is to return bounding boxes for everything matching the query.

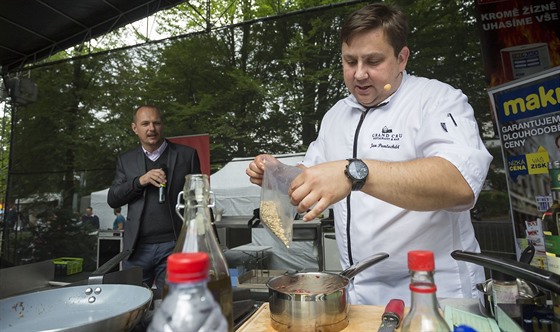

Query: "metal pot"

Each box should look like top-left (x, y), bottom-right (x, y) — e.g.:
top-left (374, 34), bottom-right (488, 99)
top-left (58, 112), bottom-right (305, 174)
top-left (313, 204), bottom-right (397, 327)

top-left (266, 252), bottom-right (389, 332)
top-left (476, 278), bottom-right (548, 317)
top-left (0, 250), bottom-right (152, 331)
top-left (473, 244), bottom-right (547, 317)
top-left (451, 250), bottom-right (560, 325)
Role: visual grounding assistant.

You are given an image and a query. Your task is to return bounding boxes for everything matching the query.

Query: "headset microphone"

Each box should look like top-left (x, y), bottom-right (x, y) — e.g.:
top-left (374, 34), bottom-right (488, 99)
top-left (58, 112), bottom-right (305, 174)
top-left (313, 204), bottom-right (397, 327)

top-left (384, 83), bottom-right (392, 91)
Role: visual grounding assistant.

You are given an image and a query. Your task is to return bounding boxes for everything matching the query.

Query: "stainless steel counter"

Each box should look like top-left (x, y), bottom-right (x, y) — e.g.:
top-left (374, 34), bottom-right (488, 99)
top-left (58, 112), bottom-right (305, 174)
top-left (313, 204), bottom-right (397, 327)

top-left (216, 216), bottom-right (324, 270)
top-left (0, 260), bottom-right (54, 299)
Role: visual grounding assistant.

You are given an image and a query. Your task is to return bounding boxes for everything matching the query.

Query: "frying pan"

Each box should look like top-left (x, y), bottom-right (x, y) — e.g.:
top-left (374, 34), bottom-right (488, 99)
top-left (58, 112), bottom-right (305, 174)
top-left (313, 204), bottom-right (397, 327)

top-left (0, 250), bottom-right (152, 331)
top-left (0, 284), bottom-right (152, 331)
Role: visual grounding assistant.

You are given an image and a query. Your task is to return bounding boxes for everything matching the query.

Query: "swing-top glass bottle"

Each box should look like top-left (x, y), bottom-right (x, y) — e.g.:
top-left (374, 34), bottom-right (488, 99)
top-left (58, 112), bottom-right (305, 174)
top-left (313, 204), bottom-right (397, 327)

top-left (172, 174), bottom-right (233, 331)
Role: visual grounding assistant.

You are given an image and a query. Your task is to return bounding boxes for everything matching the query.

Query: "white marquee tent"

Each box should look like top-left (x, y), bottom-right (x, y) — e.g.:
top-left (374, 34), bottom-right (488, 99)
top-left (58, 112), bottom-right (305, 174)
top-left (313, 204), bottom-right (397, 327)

top-left (89, 153), bottom-right (305, 229)
top-left (88, 153), bottom-right (317, 270)
top-left (90, 188), bottom-right (128, 230)
top-left (211, 153), bottom-right (306, 217)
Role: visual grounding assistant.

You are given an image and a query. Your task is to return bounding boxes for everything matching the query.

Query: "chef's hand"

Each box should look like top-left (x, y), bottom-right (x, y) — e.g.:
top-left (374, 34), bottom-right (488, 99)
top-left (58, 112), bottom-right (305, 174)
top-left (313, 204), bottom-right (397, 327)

top-left (289, 160), bottom-right (351, 221)
top-left (246, 154), bottom-right (276, 186)
top-left (139, 168), bottom-right (167, 188)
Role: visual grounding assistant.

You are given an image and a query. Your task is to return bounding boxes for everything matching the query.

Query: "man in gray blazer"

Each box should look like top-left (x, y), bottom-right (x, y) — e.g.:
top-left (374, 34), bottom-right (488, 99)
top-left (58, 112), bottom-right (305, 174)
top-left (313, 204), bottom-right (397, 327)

top-left (108, 105), bottom-right (201, 298)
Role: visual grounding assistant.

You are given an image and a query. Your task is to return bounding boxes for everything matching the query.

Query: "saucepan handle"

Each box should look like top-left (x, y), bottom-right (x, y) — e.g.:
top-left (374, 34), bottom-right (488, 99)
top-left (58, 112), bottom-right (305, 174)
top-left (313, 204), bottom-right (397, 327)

top-left (451, 250), bottom-right (560, 294)
top-left (339, 252), bottom-right (389, 280)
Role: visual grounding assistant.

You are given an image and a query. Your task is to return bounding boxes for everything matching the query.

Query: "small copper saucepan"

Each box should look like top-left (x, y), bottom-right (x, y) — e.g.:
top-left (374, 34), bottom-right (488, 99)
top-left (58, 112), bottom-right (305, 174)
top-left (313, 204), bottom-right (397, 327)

top-left (266, 252), bottom-right (389, 332)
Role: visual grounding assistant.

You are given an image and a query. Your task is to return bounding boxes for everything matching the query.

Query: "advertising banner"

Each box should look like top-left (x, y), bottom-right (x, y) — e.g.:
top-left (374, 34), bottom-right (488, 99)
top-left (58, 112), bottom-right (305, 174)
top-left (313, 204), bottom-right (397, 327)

top-left (488, 66), bottom-right (560, 268)
top-left (475, 0), bottom-right (560, 87)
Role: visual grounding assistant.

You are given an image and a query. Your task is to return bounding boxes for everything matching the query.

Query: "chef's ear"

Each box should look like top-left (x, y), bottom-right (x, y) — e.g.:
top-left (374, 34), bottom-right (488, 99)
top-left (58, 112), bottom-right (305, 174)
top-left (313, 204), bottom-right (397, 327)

top-left (397, 47), bottom-right (410, 69)
top-left (398, 47), bottom-right (409, 62)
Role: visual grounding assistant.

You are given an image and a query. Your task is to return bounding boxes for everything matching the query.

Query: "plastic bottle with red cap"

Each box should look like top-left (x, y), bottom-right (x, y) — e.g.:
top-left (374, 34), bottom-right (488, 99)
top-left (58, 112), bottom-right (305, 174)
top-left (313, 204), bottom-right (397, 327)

top-left (148, 252), bottom-right (228, 332)
top-left (401, 250), bottom-right (451, 332)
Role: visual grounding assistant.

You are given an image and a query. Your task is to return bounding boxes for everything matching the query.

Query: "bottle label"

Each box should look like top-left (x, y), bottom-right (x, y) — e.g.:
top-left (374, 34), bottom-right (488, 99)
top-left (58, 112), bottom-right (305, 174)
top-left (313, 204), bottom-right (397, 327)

top-left (493, 282), bottom-right (518, 304)
top-left (544, 234), bottom-right (560, 255)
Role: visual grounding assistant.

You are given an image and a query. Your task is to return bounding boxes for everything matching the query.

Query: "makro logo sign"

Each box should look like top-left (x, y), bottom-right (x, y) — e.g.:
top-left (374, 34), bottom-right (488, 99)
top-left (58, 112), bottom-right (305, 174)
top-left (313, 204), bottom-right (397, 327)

top-left (495, 75), bottom-right (560, 123)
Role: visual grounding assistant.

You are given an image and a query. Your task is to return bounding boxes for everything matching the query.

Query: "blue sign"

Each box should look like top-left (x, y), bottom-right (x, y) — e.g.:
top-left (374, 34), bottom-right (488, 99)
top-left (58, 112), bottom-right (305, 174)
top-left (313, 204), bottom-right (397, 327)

top-left (507, 155), bottom-right (528, 181)
top-left (494, 75), bottom-right (560, 123)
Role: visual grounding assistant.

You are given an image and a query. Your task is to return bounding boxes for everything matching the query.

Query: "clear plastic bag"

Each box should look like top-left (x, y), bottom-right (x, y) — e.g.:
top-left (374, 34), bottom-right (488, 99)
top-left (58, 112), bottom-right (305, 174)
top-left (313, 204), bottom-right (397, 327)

top-left (259, 156), bottom-right (302, 248)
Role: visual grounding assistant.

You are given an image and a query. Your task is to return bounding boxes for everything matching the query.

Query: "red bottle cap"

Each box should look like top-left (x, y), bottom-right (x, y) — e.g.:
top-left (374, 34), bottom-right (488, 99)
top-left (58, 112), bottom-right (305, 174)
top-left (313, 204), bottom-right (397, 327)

top-left (408, 250), bottom-right (435, 271)
top-left (167, 252), bottom-right (209, 283)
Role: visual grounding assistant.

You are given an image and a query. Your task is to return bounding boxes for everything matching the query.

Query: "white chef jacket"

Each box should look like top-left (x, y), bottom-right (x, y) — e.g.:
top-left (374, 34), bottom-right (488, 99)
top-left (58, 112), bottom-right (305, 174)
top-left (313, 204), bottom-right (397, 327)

top-left (302, 71), bottom-right (493, 306)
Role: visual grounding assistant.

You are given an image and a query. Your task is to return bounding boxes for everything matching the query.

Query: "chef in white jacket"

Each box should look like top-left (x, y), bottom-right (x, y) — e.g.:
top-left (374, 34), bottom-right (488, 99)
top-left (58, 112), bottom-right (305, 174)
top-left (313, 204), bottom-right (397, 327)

top-left (246, 2), bottom-right (492, 305)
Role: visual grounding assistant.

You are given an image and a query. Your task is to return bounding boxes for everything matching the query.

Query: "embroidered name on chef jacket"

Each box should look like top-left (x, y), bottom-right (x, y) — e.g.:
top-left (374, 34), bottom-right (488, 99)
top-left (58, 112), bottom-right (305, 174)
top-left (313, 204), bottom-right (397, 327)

top-left (370, 126), bottom-right (403, 149)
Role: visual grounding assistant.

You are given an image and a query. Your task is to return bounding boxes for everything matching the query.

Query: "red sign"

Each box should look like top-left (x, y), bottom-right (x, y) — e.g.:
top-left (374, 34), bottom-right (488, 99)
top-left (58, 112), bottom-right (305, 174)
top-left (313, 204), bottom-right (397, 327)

top-left (475, 0), bottom-right (560, 87)
top-left (168, 134), bottom-right (210, 176)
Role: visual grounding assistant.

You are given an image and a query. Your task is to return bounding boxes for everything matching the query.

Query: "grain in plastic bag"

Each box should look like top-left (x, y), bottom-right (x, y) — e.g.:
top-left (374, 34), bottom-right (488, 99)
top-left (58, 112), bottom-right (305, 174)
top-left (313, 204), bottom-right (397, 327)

top-left (259, 156), bottom-right (302, 248)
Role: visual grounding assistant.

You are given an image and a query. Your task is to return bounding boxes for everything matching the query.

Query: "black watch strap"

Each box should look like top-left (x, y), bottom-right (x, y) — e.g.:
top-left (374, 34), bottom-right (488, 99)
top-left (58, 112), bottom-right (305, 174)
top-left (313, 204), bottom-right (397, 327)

top-left (352, 179), bottom-right (366, 191)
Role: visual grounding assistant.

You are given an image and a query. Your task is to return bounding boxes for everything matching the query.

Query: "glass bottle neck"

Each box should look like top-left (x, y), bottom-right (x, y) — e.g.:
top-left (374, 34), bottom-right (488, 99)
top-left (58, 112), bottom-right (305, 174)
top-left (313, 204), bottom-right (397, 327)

top-left (176, 173), bottom-right (228, 276)
top-left (180, 176), bottom-right (215, 253)
top-left (178, 182), bottom-right (227, 274)
top-left (403, 269), bottom-right (450, 332)
top-left (410, 270), bottom-right (435, 285)
top-left (184, 174), bottom-right (211, 206)
top-left (409, 270), bottom-right (440, 310)
top-left (409, 287), bottom-right (440, 309)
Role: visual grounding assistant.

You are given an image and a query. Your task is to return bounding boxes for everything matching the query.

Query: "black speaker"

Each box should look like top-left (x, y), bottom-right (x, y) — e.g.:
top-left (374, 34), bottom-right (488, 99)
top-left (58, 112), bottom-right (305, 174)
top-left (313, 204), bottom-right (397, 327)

top-left (97, 238), bottom-right (122, 273)
top-left (8, 77), bottom-right (38, 105)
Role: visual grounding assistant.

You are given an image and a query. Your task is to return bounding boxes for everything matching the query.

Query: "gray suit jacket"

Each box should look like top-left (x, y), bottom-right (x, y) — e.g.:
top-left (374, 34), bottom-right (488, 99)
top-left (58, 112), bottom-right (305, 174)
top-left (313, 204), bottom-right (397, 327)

top-left (107, 140), bottom-right (201, 254)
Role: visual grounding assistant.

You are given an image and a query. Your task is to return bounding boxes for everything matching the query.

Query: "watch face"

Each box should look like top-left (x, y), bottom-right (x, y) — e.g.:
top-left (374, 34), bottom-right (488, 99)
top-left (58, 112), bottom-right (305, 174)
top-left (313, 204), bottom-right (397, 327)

top-left (349, 160), bottom-right (368, 180)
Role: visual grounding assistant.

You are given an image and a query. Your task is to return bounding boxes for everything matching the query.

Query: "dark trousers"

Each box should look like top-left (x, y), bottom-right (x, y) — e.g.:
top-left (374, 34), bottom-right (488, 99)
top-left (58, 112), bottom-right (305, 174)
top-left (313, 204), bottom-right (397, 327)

top-left (124, 241), bottom-right (175, 299)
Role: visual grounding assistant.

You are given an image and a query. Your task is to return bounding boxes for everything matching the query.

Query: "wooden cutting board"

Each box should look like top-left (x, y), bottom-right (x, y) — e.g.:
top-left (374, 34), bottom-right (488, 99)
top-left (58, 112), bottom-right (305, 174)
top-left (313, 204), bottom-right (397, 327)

top-left (237, 303), bottom-right (396, 331)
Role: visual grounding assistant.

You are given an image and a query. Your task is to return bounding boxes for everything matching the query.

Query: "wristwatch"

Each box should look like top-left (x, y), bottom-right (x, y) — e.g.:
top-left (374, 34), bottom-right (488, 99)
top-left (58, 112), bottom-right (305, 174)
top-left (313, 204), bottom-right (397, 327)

top-left (345, 159), bottom-right (369, 191)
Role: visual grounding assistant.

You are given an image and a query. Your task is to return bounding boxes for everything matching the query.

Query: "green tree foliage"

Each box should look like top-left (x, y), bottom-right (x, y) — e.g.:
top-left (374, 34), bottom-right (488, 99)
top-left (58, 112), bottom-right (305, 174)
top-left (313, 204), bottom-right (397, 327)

top-left (2, 0), bottom-right (507, 265)
top-left (0, 101), bottom-right (12, 208)
top-left (22, 208), bottom-right (97, 270)
top-left (399, 0), bottom-right (491, 126)
top-left (9, 52), bottom-right (142, 208)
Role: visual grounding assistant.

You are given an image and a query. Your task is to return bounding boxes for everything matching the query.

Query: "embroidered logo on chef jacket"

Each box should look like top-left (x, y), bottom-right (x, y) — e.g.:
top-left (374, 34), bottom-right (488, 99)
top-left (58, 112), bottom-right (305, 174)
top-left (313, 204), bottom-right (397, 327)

top-left (370, 126), bottom-right (403, 149)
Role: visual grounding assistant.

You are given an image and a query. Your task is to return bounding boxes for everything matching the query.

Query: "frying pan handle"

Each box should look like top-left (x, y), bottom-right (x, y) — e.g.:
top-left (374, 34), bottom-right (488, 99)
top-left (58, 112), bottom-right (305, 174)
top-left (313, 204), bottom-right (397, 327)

top-left (88, 249), bottom-right (132, 285)
top-left (340, 252), bottom-right (389, 279)
top-left (451, 250), bottom-right (560, 294)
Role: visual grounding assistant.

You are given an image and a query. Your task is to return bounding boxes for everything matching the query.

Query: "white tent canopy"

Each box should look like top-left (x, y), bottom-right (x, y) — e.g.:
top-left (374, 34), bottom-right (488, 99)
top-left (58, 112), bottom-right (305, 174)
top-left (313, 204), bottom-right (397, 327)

top-left (90, 188), bottom-right (128, 230)
top-left (211, 153), bottom-right (305, 217)
top-left (211, 153), bottom-right (318, 271)
top-left (88, 153), bottom-right (305, 228)
top-left (88, 152), bottom-right (318, 270)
